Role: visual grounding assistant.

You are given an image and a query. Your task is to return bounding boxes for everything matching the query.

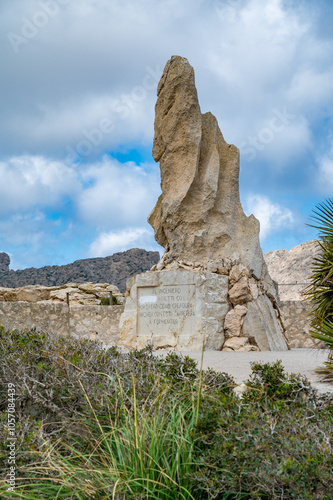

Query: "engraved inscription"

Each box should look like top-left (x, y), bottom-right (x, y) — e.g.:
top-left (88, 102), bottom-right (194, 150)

top-left (137, 284), bottom-right (196, 336)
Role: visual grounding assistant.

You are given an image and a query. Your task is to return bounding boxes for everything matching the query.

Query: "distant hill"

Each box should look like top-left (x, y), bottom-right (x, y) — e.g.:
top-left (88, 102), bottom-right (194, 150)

top-left (0, 241), bottom-right (318, 297)
top-left (0, 249), bottom-right (160, 292)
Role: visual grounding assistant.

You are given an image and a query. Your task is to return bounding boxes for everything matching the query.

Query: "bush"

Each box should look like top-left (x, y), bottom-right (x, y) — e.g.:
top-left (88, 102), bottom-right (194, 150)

top-left (100, 295), bottom-right (120, 305)
top-left (242, 360), bottom-right (314, 406)
top-left (193, 362), bottom-right (333, 499)
top-left (0, 328), bottom-right (332, 499)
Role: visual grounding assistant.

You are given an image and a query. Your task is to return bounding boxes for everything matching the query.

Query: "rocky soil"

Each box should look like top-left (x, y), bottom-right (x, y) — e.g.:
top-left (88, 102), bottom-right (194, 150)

top-left (0, 249), bottom-right (160, 292)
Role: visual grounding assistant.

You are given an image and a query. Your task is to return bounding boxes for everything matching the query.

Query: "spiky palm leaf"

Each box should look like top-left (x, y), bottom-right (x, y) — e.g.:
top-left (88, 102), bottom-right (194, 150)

top-left (305, 199), bottom-right (333, 374)
top-left (311, 319), bottom-right (333, 349)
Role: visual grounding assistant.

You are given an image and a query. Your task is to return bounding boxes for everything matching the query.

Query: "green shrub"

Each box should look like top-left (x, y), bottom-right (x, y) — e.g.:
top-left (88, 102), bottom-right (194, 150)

top-left (100, 295), bottom-right (120, 305)
top-left (0, 328), bottom-right (332, 500)
top-left (242, 360), bottom-right (313, 406)
top-left (193, 362), bottom-right (333, 499)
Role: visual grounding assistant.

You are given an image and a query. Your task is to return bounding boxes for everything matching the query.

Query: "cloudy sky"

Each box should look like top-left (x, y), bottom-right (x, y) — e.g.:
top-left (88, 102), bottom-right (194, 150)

top-left (1, 0), bottom-right (332, 270)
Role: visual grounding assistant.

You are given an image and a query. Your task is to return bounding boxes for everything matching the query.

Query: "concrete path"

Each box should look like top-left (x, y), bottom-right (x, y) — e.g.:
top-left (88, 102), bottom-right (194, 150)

top-left (154, 348), bottom-right (333, 394)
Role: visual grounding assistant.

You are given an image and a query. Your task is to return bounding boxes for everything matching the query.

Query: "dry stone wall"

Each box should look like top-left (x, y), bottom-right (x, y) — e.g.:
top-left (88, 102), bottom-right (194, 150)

top-left (0, 298), bottom-right (322, 349)
top-left (280, 300), bottom-right (324, 349)
top-left (0, 285), bottom-right (322, 349)
top-left (0, 302), bottom-right (124, 345)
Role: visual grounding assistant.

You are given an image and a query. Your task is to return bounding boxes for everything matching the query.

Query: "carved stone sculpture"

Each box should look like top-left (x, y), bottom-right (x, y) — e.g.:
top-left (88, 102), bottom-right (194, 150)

top-left (120, 56), bottom-right (288, 352)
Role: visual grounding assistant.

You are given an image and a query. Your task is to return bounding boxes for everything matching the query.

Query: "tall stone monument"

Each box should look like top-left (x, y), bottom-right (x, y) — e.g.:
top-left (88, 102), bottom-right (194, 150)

top-left (120, 56), bottom-right (288, 352)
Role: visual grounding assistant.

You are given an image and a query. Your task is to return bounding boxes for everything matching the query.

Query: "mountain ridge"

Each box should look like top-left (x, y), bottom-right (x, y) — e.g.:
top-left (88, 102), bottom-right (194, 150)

top-left (0, 248), bottom-right (160, 293)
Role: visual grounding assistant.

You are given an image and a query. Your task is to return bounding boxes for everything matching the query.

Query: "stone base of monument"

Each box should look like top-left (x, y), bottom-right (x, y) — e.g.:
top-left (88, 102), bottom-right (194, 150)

top-left (120, 267), bottom-right (289, 352)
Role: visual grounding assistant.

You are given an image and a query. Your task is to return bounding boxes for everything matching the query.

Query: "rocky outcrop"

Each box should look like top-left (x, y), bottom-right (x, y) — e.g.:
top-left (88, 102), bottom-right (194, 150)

top-left (264, 241), bottom-right (323, 349)
top-left (264, 241), bottom-right (318, 301)
top-left (121, 56), bottom-right (288, 352)
top-left (0, 253), bottom-right (10, 273)
top-left (0, 283), bottom-right (125, 305)
top-left (148, 56), bottom-right (263, 278)
top-left (0, 249), bottom-right (159, 292)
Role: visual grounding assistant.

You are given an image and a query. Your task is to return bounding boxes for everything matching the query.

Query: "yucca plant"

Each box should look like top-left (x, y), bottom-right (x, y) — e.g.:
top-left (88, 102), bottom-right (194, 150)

top-left (306, 199), bottom-right (333, 376)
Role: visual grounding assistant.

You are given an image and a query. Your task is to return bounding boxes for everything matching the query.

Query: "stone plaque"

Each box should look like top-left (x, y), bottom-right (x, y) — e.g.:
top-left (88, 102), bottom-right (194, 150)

top-left (137, 284), bottom-right (196, 337)
top-left (120, 269), bottom-right (229, 350)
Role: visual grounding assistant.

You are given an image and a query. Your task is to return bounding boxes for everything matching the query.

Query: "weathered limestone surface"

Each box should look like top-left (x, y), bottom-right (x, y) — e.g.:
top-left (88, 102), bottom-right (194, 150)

top-left (242, 295), bottom-right (287, 351)
top-left (224, 305), bottom-right (247, 338)
top-left (148, 56), bottom-right (263, 278)
top-left (121, 55), bottom-right (288, 352)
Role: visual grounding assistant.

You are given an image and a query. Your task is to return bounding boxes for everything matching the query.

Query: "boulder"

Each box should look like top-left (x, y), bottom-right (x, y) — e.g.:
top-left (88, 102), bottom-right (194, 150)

top-left (229, 277), bottom-right (252, 306)
top-left (224, 305), bottom-right (247, 337)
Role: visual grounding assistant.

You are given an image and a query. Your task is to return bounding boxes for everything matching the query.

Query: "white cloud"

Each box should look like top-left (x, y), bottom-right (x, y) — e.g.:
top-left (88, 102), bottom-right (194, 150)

top-left (76, 157), bottom-right (160, 229)
top-left (239, 113), bottom-right (312, 166)
top-left (1, 0), bottom-right (333, 267)
top-left (88, 227), bottom-right (159, 257)
top-left (0, 153), bottom-right (162, 267)
top-left (318, 153), bottom-right (333, 194)
top-left (2, 0), bottom-right (332, 167)
top-left (200, 0), bottom-right (332, 161)
top-left (287, 67), bottom-right (333, 107)
top-left (245, 194), bottom-right (294, 240)
top-left (0, 156), bottom-right (80, 215)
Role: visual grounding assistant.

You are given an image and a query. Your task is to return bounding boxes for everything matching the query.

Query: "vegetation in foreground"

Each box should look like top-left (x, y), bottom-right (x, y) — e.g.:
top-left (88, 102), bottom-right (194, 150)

top-left (306, 198), bottom-right (333, 377)
top-left (0, 327), bottom-right (333, 499)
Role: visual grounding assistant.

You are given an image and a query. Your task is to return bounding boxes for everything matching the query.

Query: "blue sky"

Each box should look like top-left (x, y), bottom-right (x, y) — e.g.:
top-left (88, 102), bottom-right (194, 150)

top-left (1, 0), bottom-right (332, 270)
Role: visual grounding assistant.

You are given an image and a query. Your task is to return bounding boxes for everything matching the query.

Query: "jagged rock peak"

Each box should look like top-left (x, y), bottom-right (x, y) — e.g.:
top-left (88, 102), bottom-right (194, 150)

top-left (0, 253), bottom-right (10, 273)
top-left (148, 55), bottom-right (263, 278)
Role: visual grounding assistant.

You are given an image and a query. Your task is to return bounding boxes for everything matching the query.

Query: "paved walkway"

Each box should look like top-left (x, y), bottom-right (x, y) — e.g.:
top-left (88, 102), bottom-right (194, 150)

top-left (154, 348), bottom-right (333, 394)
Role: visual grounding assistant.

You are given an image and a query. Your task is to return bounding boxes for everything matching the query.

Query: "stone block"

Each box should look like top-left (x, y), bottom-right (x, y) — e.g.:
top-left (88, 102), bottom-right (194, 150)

top-left (224, 305), bottom-right (247, 337)
top-left (228, 277), bottom-right (252, 305)
top-left (120, 269), bottom-right (229, 350)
